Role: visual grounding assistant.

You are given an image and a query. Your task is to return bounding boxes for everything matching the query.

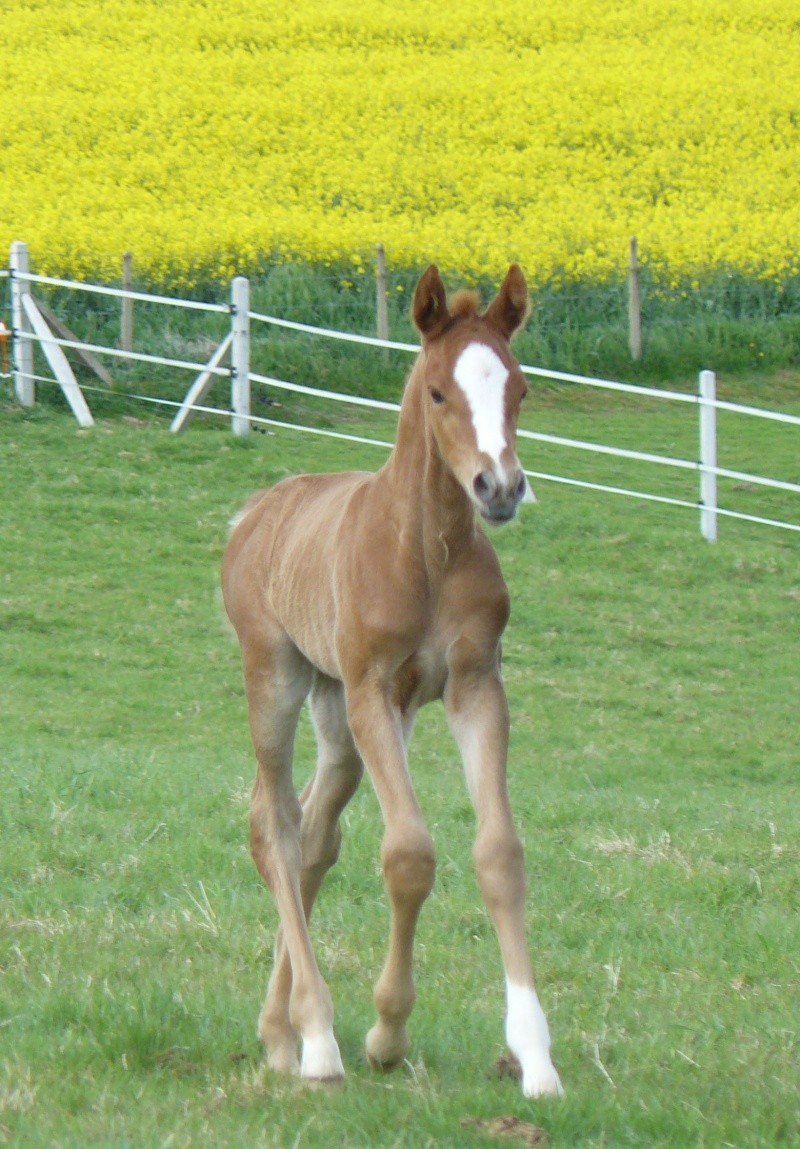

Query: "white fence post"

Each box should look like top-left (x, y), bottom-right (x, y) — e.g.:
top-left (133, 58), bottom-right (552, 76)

top-left (169, 332), bottom-right (233, 433)
top-left (231, 276), bottom-right (250, 436)
top-left (21, 293), bottom-right (94, 427)
top-left (699, 369), bottom-right (718, 542)
top-left (10, 241), bottom-right (35, 408)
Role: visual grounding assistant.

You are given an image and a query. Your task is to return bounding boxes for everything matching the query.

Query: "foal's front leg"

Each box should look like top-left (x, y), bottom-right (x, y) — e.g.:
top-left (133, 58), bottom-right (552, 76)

top-left (445, 658), bottom-right (563, 1099)
top-left (346, 684), bottom-right (436, 1070)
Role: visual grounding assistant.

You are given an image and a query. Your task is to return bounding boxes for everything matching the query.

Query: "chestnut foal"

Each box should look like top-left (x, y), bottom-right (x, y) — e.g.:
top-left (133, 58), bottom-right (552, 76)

top-left (221, 265), bottom-right (563, 1098)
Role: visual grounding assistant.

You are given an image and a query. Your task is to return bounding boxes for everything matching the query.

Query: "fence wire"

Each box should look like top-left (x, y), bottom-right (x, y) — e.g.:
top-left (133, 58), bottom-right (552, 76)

top-left (3, 260), bottom-right (799, 539)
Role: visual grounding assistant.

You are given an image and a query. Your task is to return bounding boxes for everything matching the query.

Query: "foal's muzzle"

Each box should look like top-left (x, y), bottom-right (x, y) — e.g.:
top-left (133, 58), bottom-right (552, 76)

top-left (472, 467), bottom-right (533, 523)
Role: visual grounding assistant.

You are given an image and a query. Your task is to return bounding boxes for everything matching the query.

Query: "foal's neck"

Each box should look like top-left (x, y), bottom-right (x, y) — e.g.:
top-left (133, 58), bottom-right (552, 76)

top-left (381, 358), bottom-right (476, 575)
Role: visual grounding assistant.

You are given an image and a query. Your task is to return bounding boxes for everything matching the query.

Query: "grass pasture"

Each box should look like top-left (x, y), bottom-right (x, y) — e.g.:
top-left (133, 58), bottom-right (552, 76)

top-left (1, 402), bottom-right (799, 1148)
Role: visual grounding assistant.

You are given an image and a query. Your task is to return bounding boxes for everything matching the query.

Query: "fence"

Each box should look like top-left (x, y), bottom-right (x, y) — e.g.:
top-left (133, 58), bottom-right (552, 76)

top-left (3, 241), bottom-right (799, 541)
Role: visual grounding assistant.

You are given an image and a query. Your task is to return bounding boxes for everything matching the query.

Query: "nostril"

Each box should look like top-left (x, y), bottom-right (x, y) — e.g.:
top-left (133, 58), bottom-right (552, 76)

top-left (514, 470), bottom-right (527, 500)
top-left (473, 470), bottom-right (496, 501)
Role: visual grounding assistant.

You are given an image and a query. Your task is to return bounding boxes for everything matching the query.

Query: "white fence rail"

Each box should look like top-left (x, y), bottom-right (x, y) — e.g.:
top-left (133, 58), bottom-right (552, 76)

top-left (3, 241), bottom-right (799, 540)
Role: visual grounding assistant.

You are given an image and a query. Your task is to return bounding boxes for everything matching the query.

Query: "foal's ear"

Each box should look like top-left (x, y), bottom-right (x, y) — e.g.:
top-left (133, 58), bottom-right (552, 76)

top-left (484, 264), bottom-right (530, 340)
top-left (413, 265), bottom-right (450, 341)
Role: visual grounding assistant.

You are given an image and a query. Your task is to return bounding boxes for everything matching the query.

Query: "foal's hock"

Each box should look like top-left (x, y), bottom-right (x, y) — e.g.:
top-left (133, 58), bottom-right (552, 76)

top-left (221, 264), bottom-right (563, 1098)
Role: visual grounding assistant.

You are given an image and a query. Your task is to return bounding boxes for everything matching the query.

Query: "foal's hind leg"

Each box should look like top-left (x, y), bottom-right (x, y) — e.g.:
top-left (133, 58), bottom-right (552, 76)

top-left (245, 638), bottom-right (345, 1081)
top-left (260, 674), bottom-right (363, 1068)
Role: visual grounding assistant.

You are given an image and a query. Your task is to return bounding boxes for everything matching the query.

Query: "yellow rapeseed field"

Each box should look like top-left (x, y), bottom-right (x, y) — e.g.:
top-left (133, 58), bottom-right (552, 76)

top-left (2, 0), bottom-right (799, 288)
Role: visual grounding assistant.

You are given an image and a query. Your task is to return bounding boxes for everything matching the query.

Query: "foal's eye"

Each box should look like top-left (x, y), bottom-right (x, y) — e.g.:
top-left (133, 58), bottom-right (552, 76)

top-left (430, 389), bottom-right (445, 405)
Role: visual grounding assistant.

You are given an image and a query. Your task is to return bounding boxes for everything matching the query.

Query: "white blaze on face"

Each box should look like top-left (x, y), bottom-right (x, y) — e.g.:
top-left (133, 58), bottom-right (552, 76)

top-left (453, 342), bottom-right (510, 475)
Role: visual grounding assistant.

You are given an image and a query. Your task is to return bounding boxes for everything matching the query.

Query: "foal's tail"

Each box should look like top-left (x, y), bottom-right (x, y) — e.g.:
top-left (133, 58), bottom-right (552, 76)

top-left (228, 489), bottom-right (269, 536)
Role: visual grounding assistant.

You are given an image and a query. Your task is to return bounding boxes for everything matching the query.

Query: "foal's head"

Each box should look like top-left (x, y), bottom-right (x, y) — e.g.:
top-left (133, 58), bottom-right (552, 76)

top-left (412, 265), bottom-right (534, 524)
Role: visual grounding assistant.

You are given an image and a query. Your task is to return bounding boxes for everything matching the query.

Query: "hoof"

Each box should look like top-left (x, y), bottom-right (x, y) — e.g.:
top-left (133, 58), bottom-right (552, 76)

top-left (520, 1057), bottom-right (564, 1100)
top-left (303, 1074), bottom-right (346, 1092)
top-left (300, 1030), bottom-right (345, 1083)
top-left (365, 1021), bottom-right (409, 1071)
top-left (258, 1008), bottom-right (300, 1076)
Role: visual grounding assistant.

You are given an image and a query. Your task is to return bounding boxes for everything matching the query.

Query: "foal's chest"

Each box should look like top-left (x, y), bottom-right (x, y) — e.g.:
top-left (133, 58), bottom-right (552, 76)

top-left (391, 641), bottom-right (449, 714)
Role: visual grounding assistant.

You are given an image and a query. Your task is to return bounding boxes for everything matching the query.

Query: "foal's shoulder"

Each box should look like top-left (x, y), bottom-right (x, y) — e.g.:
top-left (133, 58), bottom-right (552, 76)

top-left (468, 524), bottom-right (509, 582)
top-left (440, 526), bottom-right (510, 620)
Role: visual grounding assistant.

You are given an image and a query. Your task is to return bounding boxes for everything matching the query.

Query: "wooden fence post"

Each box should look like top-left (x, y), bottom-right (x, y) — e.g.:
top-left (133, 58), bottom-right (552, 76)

top-left (699, 369), bottom-right (718, 542)
top-left (10, 241), bottom-right (35, 407)
top-left (376, 243), bottom-right (389, 345)
top-left (628, 236), bottom-right (642, 361)
top-left (121, 251), bottom-right (133, 353)
top-left (231, 276), bottom-right (250, 436)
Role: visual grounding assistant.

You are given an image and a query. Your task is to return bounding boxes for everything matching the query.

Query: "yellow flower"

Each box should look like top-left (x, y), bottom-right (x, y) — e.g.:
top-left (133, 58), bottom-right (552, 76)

top-left (1, 0), bottom-right (798, 289)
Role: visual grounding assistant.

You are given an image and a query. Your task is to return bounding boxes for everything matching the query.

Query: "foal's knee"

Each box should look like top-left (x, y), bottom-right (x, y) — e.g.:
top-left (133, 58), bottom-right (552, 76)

top-left (382, 826), bottom-right (436, 905)
top-left (473, 824), bottom-right (526, 912)
top-left (250, 779), bottom-right (302, 887)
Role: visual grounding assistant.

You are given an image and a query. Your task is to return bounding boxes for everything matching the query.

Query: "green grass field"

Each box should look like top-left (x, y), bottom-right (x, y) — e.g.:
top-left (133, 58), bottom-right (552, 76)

top-left (1, 394), bottom-right (798, 1148)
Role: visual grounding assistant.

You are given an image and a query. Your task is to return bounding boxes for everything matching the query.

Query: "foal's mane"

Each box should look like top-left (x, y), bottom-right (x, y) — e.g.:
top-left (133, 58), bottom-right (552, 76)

top-left (448, 289), bottom-right (482, 320)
